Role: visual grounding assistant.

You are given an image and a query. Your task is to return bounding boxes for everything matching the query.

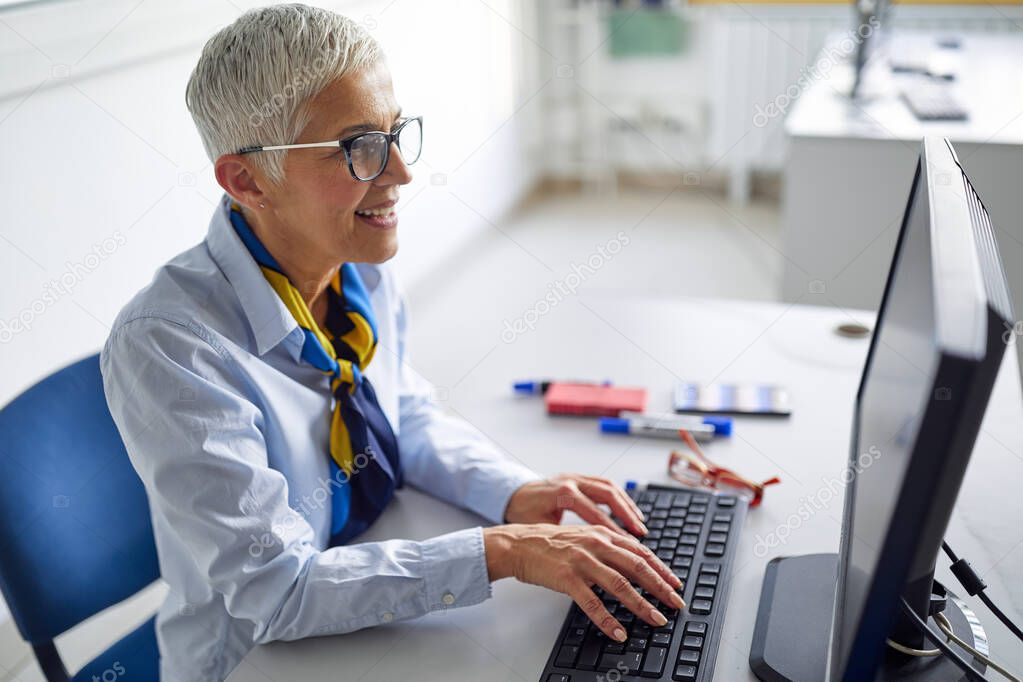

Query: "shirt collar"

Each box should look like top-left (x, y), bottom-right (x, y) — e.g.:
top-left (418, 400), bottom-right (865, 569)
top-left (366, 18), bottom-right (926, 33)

top-left (205, 194), bottom-right (383, 358)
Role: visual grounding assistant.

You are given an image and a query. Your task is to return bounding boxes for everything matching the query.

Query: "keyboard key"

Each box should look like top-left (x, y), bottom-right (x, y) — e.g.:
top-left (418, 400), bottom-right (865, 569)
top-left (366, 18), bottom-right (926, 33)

top-left (662, 527), bottom-right (682, 538)
top-left (705, 543), bottom-right (725, 557)
top-left (657, 549), bottom-right (674, 561)
top-left (680, 534), bottom-right (700, 545)
top-left (563, 627), bottom-right (586, 646)
top-left (682, 635), bottom-right (704, 649)
top-left (713, 512), bottom-right (732, 523)
top-left (555, 645), bottom-right (579, 667)
top-left (649, 518), bottom-right (666, 530)
top-left (710, 522), bottom-right (730, 533)
top-left (701, 563), bottom-right (721, 574)
top-left (654, 495), bottom-right (673, 509)
top-left (671, 493), bottom-right (692, 507)
top-left (605, 642), bottom-right (625, 655)
top-left (676, 545), bottom-right (696, 557)
top-left (660, 539), bottom-right (678, 550)
top-left (668, 507), bottom-right (687, 518)
top-left (577, 634), bottom-right (602, 669)
top-left (687, 514), bottom-right (705, 524)
top-left (631, 622), bottom-right (652, 638)
top-left (547, 675), bottom-right (570, 682)
top-left (650, 509), bottom-right (669, 519)
top-left (697, 574), bottom-right (718, 587)
top-left (685, 621), bottom-right (708, 635)
top-left (717, 495), bottom-right (737, 507)
top-left (665, 518), bottom-right (684, 528)
top-left (678, 648), bottom-right (700, 664)
top-left (708, 532), bottom-right (728, 544)
top-left (628, 638), bottom-right (647, 652)
top-left (674, 568), bottom-right (689, 581)
top-left (695, 586), bottom-right (715, 600)
top-left (599, 651), bottom-right (642, 674)
top-left (652, 632), bottom-right (672, 646)
top-left (674, 664), bottom-right (698, 680)
top-left (690, 599), bottom-right (713, 615)
top-left (642, 539), bottom-right (659, 550)
top-left (642, 645), bottom-right (668, 677)
top-left (689, 504), bottom-right (708, 514)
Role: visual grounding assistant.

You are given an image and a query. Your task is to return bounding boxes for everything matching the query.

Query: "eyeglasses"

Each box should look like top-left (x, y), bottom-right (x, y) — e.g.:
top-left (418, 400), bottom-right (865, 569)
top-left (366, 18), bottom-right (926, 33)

top-left (238, 116), bottom-right (423, 182)
top-left (668, 430), bottom-right (780, 507)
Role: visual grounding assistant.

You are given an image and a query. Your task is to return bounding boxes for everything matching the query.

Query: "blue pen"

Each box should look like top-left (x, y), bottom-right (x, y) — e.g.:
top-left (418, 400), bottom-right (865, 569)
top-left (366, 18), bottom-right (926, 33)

top-left (512, 379), bottom-right (612, 395)
top-left (600, 413), bottom-right (732, 442)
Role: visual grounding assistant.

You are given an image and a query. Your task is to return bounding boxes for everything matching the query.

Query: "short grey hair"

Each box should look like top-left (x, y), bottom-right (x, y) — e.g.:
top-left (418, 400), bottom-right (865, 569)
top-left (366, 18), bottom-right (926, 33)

top-left (186, 4), bottom-right (382, 185)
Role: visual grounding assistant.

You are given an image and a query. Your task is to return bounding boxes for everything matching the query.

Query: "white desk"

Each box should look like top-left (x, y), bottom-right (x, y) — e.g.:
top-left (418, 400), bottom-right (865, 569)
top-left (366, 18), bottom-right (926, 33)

top-left (228, 294), bottom-right (1023, 681)
top-left (781, 31), bottom-right (1023, 313)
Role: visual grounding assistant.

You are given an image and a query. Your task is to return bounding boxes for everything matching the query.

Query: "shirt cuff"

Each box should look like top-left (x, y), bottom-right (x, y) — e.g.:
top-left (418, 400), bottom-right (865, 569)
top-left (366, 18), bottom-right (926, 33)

top-left (421, 526), bottom-right (493, 610)
top-left (476, 464), bottom-right (544, 525)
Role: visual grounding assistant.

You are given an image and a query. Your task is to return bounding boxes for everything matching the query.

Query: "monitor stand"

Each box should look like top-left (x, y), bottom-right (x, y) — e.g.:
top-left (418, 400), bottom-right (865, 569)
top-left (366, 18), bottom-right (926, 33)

top-left (749, 553), bottom-right (988, 681)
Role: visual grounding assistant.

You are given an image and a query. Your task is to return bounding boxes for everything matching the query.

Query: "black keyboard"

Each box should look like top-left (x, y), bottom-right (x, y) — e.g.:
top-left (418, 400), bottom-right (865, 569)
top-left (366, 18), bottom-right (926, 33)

top-left (900, 85), bottom-right (968, 121)
top-left (538, 485), bottom-right (748, 681)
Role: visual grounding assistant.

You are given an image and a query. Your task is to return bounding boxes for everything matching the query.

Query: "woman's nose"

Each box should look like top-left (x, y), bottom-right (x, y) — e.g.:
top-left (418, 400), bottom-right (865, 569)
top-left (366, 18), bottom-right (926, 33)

top-left (377, 142), bottom-right (413, 186)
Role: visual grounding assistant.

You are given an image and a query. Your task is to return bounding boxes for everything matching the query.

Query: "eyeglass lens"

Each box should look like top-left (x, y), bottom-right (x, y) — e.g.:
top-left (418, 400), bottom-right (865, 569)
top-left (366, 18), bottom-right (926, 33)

top-left (348, 118), bottom-right (422, 180)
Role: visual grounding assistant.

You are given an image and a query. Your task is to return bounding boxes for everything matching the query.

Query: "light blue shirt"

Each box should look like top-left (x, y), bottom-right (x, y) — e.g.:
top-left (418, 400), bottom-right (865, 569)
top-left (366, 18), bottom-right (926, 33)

top-left (100, 194), bottom-right (540, 682)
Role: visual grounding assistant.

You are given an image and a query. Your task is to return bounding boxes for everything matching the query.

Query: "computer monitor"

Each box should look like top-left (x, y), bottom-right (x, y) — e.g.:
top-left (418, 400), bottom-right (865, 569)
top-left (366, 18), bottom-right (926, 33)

top-left (750, 137), bottom-right (1016, 681)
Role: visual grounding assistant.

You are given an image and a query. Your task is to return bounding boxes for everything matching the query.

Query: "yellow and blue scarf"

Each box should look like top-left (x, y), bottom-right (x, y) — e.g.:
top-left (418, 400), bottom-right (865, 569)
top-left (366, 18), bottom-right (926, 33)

top-left (230, 204), bottom-right (403, 544)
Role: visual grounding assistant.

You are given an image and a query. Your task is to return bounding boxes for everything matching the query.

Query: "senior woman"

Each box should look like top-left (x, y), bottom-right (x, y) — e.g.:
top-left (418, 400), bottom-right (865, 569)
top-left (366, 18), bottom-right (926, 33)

top-left (100, 5), bottom-right (684, 680)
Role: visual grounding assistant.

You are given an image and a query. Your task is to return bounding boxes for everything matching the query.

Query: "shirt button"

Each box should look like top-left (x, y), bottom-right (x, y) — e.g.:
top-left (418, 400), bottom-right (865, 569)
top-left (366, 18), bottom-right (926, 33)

top-left (381, 611), bottom-right (394, 623)
top-left (441, 592), bottom-right (455, 606)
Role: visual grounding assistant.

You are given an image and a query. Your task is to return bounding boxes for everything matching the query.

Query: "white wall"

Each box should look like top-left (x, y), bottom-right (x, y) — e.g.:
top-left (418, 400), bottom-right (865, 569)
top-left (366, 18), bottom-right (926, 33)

top-left (0, 0), bottom-right (547, 626)
top-left (0, 0), bottom-right (546, 406)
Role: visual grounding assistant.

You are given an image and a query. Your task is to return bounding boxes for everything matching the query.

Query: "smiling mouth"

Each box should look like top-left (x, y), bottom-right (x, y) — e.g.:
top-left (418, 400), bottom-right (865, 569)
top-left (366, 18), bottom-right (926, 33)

top-left (354, 206), bottom-right (394, 217)
top-left (354, 204), bottom-right (398, 229)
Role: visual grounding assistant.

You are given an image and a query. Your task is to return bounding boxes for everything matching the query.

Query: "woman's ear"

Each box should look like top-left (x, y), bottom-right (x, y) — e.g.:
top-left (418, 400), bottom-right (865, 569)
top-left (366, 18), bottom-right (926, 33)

top-left (215, 154), bottom-right (270, 210)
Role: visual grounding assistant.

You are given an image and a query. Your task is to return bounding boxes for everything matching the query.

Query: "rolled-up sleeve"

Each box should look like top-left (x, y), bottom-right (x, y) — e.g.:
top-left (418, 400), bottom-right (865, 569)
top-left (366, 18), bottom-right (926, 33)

top-left (393, 294), bottom-right (542, 525)
top-left (101, 314), bottom-right (492, 644)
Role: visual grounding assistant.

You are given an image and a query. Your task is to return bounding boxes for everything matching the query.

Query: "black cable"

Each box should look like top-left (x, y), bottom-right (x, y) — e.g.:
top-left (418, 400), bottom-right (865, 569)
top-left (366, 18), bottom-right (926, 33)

top-left (942, 541), bottom-right (1023, 642)
top-left (900, 597), bottom-right (991, 682)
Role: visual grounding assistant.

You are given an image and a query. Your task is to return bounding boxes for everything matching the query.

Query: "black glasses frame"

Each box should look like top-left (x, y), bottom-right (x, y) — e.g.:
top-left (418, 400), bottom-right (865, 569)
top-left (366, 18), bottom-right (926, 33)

top-left (238, 115), bottom-right (423, 182)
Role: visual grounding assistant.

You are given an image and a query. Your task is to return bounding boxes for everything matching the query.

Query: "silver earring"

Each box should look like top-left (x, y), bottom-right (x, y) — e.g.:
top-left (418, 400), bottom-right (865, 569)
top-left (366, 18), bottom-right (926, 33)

top-left (259, 202), bottom-right (265, 209)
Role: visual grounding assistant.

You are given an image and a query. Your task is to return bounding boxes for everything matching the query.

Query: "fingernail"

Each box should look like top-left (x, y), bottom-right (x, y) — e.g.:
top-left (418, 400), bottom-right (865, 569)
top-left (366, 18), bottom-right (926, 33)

top-left (650, 609), bottom-right (668, 626)
top-left (670, 593), bottom-right (685, 609)
top-left (639, 523), bottom-right (649, 535)
top-left (613, 627), bottom-right (627, 642)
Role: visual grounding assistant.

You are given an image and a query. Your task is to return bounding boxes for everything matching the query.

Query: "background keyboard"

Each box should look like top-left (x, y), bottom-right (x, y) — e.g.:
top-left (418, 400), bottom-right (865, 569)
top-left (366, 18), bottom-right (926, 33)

top-left (538, 485), bottom-right (748, 681)
top-left (900, 84), bottom-right (969, 121)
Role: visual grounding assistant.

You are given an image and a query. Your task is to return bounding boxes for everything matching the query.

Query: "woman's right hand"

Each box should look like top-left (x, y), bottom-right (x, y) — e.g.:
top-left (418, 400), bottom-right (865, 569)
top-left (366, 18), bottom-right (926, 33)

top-left (482, 523), bottom-right (685, 642)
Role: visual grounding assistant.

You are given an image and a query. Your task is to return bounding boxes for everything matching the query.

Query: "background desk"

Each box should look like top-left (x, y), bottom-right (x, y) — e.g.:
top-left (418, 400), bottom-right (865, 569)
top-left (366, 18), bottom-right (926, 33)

top-left (781, 31), bottom-right (1023, 314)
top-left (228, 294), bottom-right (1023, 681)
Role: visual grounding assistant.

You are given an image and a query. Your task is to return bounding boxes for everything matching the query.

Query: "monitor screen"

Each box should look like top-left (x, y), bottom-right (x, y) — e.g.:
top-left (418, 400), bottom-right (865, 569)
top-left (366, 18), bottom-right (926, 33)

top-left (831, 160), bottom-right (939, 676)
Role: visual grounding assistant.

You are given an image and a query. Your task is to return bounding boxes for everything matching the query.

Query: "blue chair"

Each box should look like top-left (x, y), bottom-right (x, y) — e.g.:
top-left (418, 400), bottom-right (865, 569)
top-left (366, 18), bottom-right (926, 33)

top-left (0, 354), bottom-right (160, 681)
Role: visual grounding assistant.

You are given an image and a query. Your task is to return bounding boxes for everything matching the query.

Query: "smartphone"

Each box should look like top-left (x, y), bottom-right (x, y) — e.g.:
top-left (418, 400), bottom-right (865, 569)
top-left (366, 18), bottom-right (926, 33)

top-left (673, 382), bottom-right (791, 417)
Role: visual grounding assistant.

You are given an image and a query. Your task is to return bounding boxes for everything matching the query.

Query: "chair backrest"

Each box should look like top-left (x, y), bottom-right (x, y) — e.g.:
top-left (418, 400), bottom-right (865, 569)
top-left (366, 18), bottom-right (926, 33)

top-left (0, 354), bottom-right (159, 643)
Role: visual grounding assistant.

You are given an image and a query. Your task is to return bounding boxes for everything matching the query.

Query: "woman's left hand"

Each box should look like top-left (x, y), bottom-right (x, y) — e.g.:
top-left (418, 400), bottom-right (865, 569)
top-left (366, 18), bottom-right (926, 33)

top-left (504, 473), bottom-right (649, 537)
